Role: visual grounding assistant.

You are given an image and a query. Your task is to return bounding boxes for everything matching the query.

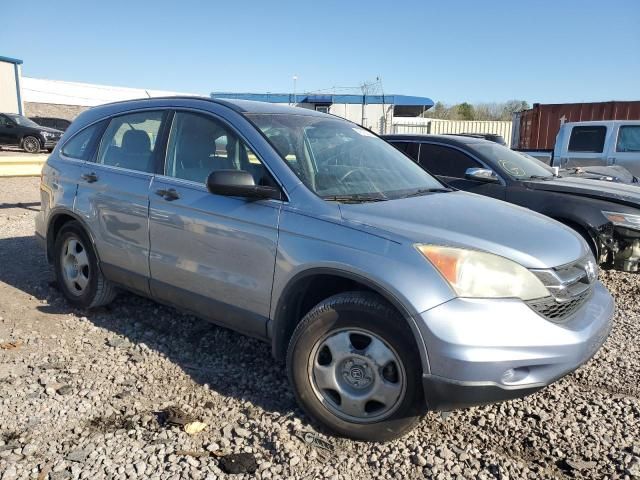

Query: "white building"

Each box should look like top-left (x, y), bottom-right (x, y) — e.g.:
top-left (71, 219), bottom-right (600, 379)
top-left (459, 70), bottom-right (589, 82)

top-left (0, 55), bottom-right (24, 114)
top-left (212, 92), bottom-right (434, 134)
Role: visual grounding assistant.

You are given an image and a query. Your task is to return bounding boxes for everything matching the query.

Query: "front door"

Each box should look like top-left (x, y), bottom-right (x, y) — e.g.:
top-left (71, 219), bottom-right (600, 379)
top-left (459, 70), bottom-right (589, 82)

top-left (74, 110), bottom-right (168, 294)
top-left (148, 111), bottom-right (282, 338)
top-left (418, 142), bottom-right (506, 200)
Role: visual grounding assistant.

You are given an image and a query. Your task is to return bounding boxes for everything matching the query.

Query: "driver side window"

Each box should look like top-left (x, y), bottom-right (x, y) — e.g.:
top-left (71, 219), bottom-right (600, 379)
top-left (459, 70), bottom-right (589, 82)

top-left (165, 112), bottom-right (272, 186)
top-left (418, 143), bottom-right (482, 178)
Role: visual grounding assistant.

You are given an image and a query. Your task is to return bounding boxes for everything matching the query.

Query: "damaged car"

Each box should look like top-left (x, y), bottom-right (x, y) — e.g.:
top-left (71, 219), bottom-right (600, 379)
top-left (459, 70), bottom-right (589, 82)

top-left (37, 98), bottom-right (614, 441)
top-left (384, 134), bottom-right (640, 272)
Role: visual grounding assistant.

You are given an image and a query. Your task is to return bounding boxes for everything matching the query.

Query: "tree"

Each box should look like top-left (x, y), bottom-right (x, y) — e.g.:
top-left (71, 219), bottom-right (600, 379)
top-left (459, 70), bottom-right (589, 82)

top-left (456, 102), bottom-right (475, 120)
top-left (501, 100), bottom-right (530, 119)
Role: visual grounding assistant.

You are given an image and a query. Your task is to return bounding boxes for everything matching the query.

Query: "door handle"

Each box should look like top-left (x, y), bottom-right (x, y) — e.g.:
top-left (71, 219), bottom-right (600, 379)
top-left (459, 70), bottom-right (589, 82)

top-left (607, 157), bottom-right (616, 165)
top-left (81, 172), bottom-right (98, 183)
top-left (155, 188), bottom-right (180, 201)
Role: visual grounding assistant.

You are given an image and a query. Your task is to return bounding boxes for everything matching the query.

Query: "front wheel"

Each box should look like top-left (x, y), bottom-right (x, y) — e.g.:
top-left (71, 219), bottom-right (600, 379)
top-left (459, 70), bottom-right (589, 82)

top-left (22, 136), bottom-right (40, 154)
top-left (53, 221), bottom-right (117, 309)
top-left (287, 292), bottom-right (424, 441)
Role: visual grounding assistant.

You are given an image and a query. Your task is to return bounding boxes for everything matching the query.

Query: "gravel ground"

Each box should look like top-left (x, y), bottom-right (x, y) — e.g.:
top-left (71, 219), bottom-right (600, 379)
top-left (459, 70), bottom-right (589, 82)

top-left (0, 176), bottom-right (638, 480)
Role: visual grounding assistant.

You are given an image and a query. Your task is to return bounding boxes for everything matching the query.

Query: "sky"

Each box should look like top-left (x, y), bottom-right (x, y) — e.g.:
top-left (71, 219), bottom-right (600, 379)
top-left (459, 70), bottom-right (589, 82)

top-left (3, 0), bottom-right (639, 106)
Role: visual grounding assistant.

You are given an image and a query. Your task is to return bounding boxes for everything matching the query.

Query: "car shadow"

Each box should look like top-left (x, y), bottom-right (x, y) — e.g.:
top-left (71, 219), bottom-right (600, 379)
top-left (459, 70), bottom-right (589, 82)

top-left (0, 201), bottom-right (40, 212)
top-left (0, 234), bottom-right (299, 419)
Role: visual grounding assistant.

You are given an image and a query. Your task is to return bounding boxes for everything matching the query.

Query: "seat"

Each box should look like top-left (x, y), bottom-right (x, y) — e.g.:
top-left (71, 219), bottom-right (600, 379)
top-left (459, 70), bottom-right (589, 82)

top-left (106, 129), bottom-right (153, 172)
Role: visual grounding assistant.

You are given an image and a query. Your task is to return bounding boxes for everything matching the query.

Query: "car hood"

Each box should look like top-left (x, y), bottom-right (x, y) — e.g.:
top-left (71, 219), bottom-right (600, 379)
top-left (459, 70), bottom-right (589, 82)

top-left (36, 126), bottom-right (64, 134)
top-left (561, 165), bottom-right (637, 184)
top-left (524, 176), bottom-right (640, 208)
top-left (339, 191), bottom-right (587, 269)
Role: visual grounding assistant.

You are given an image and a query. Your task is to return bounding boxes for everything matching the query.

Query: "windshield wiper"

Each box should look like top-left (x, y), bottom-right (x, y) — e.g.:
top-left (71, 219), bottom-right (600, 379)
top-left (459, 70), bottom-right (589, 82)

top-left (526, 175), bottom-right (553, 181)
top-left (322, 194), bottom-right (388, 203)
top-left (398, 187), bottom-right (453, 198)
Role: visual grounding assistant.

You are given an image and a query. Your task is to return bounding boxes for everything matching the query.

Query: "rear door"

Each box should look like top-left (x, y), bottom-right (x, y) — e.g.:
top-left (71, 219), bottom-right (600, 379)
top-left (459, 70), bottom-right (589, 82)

top-left (148, 110), bottom-right (282, 338)
top-left (612, 124), bottom-right (640, 176)
top-left (74, 109), bottom-right (169, 295)
top-left (562, 125), bottom-right (609, 169)
top-left (417, 142), bottom-right (506, 200)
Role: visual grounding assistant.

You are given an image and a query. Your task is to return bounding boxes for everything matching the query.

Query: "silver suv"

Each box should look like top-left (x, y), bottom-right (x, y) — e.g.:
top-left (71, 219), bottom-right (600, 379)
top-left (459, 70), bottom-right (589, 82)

top-left (36, 97), bottom-right (614, 441)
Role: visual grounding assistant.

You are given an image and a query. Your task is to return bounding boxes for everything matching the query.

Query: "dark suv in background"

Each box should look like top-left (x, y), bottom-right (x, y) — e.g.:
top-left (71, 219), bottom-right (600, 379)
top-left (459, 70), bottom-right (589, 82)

top-left (0, 113), bottom-right (63, 153)
top-left (30, 116), bottom-right (72, 132)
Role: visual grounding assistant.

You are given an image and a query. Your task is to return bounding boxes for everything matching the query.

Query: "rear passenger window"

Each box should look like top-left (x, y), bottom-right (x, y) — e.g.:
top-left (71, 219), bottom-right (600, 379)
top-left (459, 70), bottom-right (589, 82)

top-left (568, 126), bottom-right (606, 153)
top-left (418, 143), bottom-right (482, 178)
top-left (616, 126), bottom-right (640, 152)
top-left (165, 112), bottom-right (274, 186)
top-left (391, 142), bottom-right (420, 161)
top-left (96, 111), bottom-right (164, 173)
top-left (61, 121), bottom-right (106, 160)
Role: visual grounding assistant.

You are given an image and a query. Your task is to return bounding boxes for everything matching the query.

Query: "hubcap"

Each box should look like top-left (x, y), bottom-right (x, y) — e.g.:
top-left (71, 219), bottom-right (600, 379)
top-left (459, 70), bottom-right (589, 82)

top-left (60, 237), bottom-right (90, 296)
top-left (308, 328), bottom-right (406, 423)
top-left (24, 138), bottom-right (38, 152)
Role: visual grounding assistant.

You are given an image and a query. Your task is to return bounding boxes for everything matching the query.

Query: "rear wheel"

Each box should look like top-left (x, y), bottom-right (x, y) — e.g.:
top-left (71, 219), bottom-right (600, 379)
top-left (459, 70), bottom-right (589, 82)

top-left (287, 292), bottom-right (424, 441)
top-left (53, 221), bottom-right (117, 308)
top-left (22, 136), bottom-right (40, 154)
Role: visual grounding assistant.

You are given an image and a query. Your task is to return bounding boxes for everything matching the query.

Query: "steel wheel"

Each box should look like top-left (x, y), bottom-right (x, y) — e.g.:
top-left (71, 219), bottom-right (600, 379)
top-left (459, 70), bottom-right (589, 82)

top-left (308, 328), bottom-right (406, 423)
top-left (60, 237), bottom-right (90, 296)
top-left (22, 136), bottom-right (40, 153)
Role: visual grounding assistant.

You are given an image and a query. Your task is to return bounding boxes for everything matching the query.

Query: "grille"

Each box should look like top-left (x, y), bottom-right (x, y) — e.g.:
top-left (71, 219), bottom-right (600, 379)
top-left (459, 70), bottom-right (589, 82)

top-left (527, 256), bottom-right (597, 322)
top-left (527, 287), bottom-right (592, 321)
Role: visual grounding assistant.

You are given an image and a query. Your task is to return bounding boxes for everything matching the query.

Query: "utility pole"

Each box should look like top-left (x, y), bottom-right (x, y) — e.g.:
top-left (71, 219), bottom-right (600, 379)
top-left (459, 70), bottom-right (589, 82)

top-left (293, 75), bottom-right (298, 105)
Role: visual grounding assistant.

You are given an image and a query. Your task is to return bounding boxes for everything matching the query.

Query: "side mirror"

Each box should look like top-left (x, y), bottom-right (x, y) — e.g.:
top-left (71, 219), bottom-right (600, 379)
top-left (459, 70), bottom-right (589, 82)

top-left (465, 167), bottom-right (500, 183)
top-left (206, 170), bottom-right (282, 200)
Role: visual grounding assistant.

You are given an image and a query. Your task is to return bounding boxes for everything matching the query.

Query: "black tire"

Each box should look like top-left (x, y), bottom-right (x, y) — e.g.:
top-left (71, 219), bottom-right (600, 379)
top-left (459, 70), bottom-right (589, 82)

top-left (22, 136), bottom-right (40, 154)
top-left (287, 291), bottom-right (424, 441)
top-left (53, 221), bottom-right (117, 309)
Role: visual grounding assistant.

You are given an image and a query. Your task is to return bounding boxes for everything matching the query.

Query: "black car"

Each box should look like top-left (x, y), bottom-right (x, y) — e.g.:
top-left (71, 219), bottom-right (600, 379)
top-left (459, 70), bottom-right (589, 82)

top-left (30, 116), bottom-right (72, 132)
top-left (383, 134), bottom-right (640, 273)
top-left (0, 113), bottom-right (63, 153)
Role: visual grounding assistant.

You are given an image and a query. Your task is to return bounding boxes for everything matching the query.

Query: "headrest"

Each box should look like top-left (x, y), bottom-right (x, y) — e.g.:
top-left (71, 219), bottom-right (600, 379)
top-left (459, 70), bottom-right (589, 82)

top-left (122, 129), bottom-right (151, 154)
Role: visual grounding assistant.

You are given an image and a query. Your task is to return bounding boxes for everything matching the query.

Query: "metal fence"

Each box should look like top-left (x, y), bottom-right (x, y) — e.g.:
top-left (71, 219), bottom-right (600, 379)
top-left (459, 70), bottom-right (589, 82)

top-left (391, 119), bottom-right (513, 146)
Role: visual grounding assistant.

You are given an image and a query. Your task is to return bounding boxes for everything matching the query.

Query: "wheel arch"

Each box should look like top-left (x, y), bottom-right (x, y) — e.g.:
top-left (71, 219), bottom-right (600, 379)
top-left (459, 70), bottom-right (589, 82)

top-left (46, 210), bottom-right (101, 265)
top-left (270, 267), bottom-right (430, 373)
top-left (550, 216), bottom-right (600, 258)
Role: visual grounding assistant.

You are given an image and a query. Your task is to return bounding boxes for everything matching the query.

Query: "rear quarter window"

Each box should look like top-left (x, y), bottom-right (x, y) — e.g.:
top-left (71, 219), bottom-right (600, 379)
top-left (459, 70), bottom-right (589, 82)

top-left (568, 126), bottom-right (607, 153)
top-left (61, 121), bottom-right (106, 160)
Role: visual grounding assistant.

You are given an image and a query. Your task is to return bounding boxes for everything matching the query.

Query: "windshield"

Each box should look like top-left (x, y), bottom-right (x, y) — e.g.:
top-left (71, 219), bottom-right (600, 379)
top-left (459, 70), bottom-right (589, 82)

top-left (247, 114), bottom-right (444, 200)
top-left (473, 143), bottom-right (554, 179)
top-left (8, 115), bottom-right (40, 128)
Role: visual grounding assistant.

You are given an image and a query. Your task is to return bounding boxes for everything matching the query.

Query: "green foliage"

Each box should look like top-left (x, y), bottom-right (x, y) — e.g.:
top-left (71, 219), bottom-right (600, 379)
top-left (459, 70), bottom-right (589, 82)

top-left (424, 100), bottom-right (530, 121)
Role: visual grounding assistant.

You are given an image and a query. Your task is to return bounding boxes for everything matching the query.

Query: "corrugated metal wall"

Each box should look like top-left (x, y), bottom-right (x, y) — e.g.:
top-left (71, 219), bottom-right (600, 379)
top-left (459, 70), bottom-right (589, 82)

top-left (515, 101), bottom-right (640, 149)
top-left (392, 119), bottom-right (513, 146)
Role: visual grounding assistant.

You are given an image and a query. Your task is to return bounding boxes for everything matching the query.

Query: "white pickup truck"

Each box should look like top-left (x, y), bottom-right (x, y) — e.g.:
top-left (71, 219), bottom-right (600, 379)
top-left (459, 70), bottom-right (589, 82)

top-left (523, 120), bottom-right (640, 177)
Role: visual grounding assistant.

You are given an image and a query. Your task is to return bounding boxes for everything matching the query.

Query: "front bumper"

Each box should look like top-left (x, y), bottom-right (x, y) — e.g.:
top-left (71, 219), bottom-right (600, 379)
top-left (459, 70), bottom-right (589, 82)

top-left (43, 139), bottom-right (59, 149)
top-left (416, 281), bottom-right (614, 411)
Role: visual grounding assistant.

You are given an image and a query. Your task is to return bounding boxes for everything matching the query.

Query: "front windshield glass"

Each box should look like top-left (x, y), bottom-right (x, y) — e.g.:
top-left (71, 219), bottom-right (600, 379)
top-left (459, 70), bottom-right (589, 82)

top-left (8, 115), bottom-right (40, 128)
top-left (474, 142), bottom-right (554, 179)
top-left (247, 114), bottom-right (444, 200)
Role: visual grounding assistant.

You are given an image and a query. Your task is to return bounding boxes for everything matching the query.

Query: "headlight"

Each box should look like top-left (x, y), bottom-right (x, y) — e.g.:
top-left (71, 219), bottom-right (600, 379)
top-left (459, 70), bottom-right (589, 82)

top-left (416, 245), bottom-right (549, 300)
top-left (602, 211), bottom-right (640, 230)
top-left (41, 131), bottom-right (53, 138)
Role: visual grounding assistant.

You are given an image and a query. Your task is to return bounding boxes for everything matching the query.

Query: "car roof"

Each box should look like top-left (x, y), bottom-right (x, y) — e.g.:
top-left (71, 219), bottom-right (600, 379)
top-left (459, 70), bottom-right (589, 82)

top-left (381, 133), bottom-right (489, 145)
top-left (92, 96), bottom-right (329, 117)
top-left (564, 120), bottom-right (640, 126)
